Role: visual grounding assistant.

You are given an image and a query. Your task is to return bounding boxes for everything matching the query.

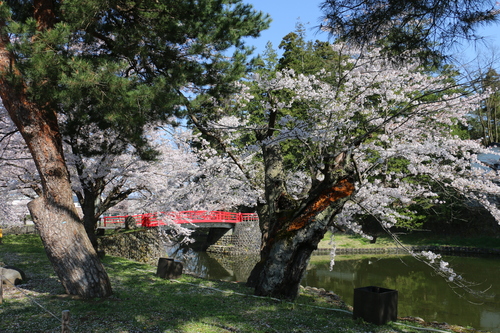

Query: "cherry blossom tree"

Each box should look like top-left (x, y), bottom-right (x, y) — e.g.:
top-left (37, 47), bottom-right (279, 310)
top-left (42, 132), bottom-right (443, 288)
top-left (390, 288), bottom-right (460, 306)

top-left (192, 42), bottom-right (500, 299)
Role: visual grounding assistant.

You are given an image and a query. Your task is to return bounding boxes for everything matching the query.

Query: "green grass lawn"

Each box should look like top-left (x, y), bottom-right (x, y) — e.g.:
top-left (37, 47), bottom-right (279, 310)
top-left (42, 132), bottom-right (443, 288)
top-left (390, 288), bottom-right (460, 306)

top-left (0, 234), bottom-right (484, 333)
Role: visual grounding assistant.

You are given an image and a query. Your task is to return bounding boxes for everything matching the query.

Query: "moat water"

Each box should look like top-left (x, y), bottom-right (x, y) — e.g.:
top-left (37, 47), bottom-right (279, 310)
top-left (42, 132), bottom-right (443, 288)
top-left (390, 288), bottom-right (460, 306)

top-left (169, 248), bottom-right (500, 332)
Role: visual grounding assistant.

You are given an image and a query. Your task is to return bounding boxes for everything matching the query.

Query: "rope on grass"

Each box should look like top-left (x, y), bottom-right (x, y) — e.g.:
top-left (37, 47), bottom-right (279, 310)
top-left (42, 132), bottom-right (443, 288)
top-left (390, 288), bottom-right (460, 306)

top-left (0, 273), bottom-right (74, 333)
top-left (170, 279), bottom-right (454, 333)
top-left (171, 279), bottom-right (352, 315)
top-left (394, 322), bottom-right (452, 333)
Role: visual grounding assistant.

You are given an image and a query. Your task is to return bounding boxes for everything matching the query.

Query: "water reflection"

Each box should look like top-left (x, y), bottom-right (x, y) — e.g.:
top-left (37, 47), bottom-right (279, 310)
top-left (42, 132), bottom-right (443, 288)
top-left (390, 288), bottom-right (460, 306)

top-left (167, 246), bottom-right (259, 282)
top-left (168, 248), bottom-right (500, 332)
top-left (304, 255), bottom-right (500, 332)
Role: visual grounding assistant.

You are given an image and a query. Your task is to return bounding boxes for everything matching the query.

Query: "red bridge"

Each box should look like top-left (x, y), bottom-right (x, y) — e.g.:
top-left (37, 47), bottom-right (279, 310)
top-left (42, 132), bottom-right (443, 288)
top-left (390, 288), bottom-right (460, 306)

top-left (101, 211), bottom-right (259, 228)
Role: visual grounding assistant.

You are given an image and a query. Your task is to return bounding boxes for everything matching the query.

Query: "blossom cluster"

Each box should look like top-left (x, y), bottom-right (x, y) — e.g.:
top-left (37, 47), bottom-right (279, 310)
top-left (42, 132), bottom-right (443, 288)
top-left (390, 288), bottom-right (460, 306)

top-left (418, 251), bottom-right (458, 282)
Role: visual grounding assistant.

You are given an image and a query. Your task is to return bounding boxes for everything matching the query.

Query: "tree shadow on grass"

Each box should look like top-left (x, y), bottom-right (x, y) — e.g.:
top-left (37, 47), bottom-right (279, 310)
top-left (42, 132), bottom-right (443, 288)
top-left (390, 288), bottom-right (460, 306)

top-left (62, 256), bottom-right (414, 333)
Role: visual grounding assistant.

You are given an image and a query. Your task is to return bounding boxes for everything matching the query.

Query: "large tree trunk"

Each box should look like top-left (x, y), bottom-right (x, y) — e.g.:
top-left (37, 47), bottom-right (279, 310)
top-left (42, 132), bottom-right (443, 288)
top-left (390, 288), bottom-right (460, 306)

top-left (248, 179), bottom-right (355, 299)
top-left (247, 141), bottom-right (355, 299)
top-left (0, 3), bottom-right (113, 298)
top-left (29, 197), bottom-right (112, 297)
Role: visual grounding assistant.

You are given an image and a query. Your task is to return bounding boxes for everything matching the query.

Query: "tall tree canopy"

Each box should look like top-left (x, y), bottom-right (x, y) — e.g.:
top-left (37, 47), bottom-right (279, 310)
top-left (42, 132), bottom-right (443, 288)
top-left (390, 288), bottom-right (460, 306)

top-left (0, 0), bottom-right (269, 298)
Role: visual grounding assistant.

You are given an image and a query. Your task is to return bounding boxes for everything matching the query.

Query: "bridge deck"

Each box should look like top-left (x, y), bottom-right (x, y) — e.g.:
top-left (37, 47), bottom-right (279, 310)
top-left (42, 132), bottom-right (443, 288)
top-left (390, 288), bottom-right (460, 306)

top-left (100, 211), bottom-right (258, 228)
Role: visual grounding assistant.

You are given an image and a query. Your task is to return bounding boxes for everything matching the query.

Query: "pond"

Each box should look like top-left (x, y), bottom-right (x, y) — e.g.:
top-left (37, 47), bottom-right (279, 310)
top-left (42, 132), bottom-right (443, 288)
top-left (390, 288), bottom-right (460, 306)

top-left (168, 248), bottom-right (500, 332)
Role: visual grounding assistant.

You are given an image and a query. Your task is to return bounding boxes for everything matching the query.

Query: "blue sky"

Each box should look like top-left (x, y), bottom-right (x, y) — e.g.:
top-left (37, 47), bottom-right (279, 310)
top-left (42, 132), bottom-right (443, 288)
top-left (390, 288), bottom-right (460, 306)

top-left (244, 0), bottom-right (327, 56)
top-left (244, 0), bottom-right (500, 66)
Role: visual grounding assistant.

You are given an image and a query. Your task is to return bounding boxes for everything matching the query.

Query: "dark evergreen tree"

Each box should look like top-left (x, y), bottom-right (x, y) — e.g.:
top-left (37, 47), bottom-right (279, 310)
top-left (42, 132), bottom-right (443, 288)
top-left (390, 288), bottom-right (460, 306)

top-left (320, 0), bottom-right (500, 63)
top-left (277, 23), bottom-right (344, 77)
top-left (0, 0), bottom-right (269, 298)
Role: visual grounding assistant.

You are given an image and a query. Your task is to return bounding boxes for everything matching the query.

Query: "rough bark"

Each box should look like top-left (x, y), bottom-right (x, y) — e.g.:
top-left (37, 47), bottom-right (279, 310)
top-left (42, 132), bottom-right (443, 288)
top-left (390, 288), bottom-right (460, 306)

top-left (246, 141), bottom-right (292, 288)
top-left (29, 198), bottom-right (112, 297)
top-left (0, 0), bottom-right (112, 298)
top-left (249, 178), bottom-right (355, 299)
top-left (247, 140), bottom-right (356, 299)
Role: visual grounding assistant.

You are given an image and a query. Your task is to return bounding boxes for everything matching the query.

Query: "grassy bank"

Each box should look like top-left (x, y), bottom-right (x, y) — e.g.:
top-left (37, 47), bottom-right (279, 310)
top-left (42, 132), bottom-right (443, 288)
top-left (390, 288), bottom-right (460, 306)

top-left (318, 231), bottom-right (500, 250)
top-left (0, 234), bottom-right (491, 333)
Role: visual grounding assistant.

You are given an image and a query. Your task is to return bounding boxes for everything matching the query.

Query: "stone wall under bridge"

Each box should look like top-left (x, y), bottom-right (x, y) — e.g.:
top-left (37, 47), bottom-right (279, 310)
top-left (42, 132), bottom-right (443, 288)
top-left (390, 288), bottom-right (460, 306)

top-left (95, 220), bottom-right (262, 264)
top-left (204, 220), bottom-right (261, 254)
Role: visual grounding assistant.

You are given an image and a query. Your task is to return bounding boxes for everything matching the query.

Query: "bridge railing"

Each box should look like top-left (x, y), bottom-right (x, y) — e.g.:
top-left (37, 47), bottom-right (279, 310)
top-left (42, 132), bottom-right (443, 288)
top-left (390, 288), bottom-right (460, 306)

top-left (241, 213), bottom-right (259, 223)
top-left (101, 211), bottom-right (259, 228)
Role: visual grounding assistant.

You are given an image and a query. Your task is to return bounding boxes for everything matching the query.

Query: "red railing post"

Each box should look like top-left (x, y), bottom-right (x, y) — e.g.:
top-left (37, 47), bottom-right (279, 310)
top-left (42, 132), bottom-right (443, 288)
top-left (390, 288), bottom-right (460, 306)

top-left (141, 214), bottom-right (150, 228)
